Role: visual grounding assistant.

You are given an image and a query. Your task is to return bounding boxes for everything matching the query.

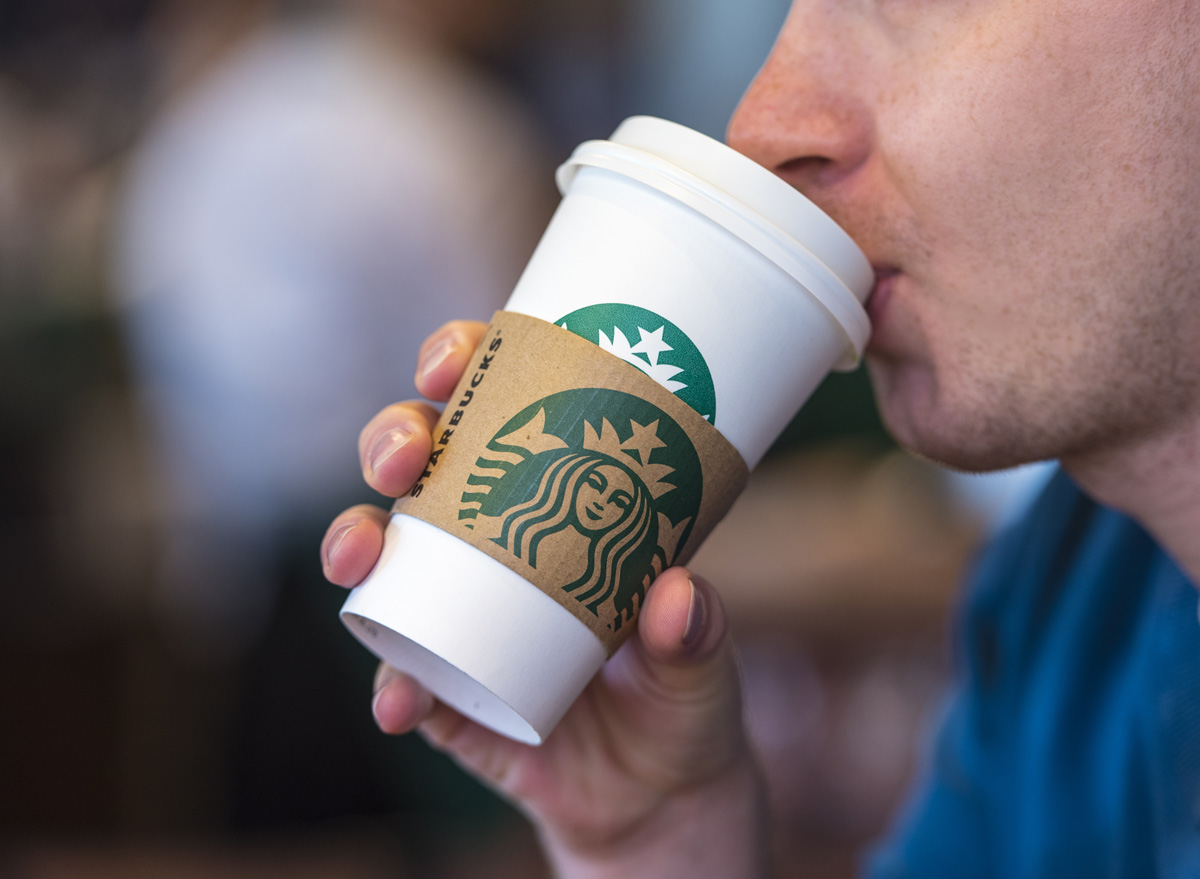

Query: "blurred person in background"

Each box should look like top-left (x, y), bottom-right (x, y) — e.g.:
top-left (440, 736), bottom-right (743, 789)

top-left (112, 0), bottom-right (553, 664)
top-left (107, 0), bottom-right (566, 856)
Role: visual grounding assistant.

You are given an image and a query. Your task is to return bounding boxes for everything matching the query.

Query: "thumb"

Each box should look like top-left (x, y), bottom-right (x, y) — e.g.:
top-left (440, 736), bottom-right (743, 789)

top-left (638, 566), bottom-right (729, 672)
top-left (599, 567), bottom-right (746, 778)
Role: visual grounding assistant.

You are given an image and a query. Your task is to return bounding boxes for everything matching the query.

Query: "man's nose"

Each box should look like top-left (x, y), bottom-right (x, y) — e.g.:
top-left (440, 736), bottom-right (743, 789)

top-left (726, 6), bottom-right (874, 198)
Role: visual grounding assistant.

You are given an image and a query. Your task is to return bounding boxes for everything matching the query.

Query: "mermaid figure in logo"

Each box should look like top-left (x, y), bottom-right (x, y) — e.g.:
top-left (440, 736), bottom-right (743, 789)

top-left (476, 449), bottom-right (657, 624)
top-left (466, 411), bottom-right (688, 629)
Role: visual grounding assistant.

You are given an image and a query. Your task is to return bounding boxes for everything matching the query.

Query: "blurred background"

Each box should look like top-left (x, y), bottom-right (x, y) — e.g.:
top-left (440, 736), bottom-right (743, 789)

top-left (0, 0), bottom-right (1051, 876)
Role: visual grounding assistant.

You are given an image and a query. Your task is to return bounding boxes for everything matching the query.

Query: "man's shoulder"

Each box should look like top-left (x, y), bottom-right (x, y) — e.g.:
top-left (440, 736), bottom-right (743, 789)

top-left (967, 466), bottom-right (1159, 612)
top-left (868, 469), bottom-right (1197, 877)
top-left (953, 465), bottom-right (1171, 702)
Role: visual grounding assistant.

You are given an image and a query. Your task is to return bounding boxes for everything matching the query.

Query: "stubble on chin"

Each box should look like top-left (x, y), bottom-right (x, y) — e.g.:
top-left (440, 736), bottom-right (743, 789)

top-left (865, 334), bottom-right (1073, 475)
top-left (867, 314), bottom-right (1199, 477)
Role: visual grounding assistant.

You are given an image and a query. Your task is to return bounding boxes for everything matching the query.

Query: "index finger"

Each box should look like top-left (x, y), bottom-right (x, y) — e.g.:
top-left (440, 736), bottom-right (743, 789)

top-left (358, 401), bottom-right (440, 497)
top-left (415, 320), bottom-right (488, 402)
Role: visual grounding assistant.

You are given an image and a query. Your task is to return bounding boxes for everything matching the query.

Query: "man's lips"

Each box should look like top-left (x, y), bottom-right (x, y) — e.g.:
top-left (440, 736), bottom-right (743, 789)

top-left (864, 267), bottom-right (900, 353)
top-left (867, 266), bottom-right (899, 323)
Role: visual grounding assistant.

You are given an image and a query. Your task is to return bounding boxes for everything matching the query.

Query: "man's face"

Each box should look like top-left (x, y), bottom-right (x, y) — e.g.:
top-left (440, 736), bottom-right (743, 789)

top-left (729, 0), bottom-right (1200, 471)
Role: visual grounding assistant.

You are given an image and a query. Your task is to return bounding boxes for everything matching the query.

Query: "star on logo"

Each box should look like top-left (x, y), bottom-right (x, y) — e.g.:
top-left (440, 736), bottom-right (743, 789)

top-left (597, 326), bottom-right (687, 394)
top-left (622, 418), bottom-right (667, 466)
top-left (628, 326), bottom-right (673, 367)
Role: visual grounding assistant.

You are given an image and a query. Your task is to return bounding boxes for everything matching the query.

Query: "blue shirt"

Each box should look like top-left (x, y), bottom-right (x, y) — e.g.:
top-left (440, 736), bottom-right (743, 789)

top-left (869, 469), bottom-right (1200, 877)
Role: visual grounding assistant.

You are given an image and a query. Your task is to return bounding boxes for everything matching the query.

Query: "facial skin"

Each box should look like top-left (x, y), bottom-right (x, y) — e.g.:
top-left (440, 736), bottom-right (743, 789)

top-left (728, 0), bottom-right (1200, 473)
top-left (576, 464), bottom-right (635, 531)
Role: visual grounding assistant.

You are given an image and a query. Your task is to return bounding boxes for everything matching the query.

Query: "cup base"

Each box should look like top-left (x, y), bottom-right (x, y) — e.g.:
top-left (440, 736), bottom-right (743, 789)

top-left (341, 608), bottom-right (542, 742)
top-left (340, 513), bottom-right (608, 745)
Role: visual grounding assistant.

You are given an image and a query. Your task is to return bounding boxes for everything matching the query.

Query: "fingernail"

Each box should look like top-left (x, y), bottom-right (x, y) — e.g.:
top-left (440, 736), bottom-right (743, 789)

top-left (368, 426), bottom-right (413, 475)
top-left (371, 686), bottom-right (387, 726)
top-left (682, 579), bottom-right (705, 645)
top-left (323, 521), bottom-right (357, 573)
top-left (419, 335), bottom-right (457, 380)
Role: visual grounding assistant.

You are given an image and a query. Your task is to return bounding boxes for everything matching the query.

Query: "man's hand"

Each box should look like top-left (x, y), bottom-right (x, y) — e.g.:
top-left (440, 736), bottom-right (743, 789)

top-left (321, 321), bottom-right (769, 878)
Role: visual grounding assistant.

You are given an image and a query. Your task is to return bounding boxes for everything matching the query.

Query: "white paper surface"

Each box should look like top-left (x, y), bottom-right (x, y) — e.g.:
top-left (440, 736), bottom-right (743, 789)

top-left (341, 513), bottom-right (607, 744)
top-left (505, 167), bottom-right (850, 468)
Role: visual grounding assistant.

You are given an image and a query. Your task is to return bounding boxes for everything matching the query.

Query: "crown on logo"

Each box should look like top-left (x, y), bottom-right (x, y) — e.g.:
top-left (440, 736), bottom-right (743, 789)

top-left (582, 417), bottom-right (676, 499)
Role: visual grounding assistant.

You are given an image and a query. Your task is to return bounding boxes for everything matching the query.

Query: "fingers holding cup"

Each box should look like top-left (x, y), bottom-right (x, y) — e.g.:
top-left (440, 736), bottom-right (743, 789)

top-left (358, 401), bottom-right (440, 497)
top-left (322, 504), bottom-right (390, 587)
top-left (415, 320), bottom-right (488, 402)
top-left (372, 664), bottom-right (437, 735)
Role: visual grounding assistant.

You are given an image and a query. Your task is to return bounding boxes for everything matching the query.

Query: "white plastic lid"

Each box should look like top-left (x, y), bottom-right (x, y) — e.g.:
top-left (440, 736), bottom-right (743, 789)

top-left (556, 116), bottom-right (873, 368)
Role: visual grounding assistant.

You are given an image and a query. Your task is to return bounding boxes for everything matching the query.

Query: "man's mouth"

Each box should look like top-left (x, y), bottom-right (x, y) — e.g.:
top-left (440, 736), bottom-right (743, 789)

top-left (867, 266), bottom-right (899, 323)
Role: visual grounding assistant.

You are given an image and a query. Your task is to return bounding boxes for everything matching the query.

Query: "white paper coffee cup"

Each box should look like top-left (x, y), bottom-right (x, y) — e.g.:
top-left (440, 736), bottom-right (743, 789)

top-left (341, 117), bottom-right (872, 745)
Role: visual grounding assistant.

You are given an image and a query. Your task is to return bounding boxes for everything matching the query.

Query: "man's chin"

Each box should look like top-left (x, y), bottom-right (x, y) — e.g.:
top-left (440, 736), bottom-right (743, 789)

top-left (885, 412), bottom-right (1052, 475)
top-left (872, 382), bottom-right (1048, 475)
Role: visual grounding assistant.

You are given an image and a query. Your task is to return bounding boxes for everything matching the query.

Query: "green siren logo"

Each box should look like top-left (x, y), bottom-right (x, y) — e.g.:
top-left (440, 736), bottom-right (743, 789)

top-left (558, 304), bottom-right (717, 423)
top-left (459, 389), bottom-right (702, 633)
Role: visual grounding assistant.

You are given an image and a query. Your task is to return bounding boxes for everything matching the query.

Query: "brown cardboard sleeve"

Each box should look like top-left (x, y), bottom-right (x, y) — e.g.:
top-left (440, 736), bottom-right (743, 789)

top-left (396, 311), bottom-right (748, 655)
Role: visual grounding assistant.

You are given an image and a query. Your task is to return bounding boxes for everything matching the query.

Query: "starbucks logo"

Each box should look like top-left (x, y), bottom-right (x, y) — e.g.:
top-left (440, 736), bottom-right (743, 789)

top-left (558, 304), bottom-right (716, 423)
top-left (459, 389), bottom-right (702, 633)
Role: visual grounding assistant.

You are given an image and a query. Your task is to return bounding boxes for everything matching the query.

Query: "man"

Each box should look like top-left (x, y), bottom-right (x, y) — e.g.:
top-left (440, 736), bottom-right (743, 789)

top-left (322, 0), bottom-right (1200, 875)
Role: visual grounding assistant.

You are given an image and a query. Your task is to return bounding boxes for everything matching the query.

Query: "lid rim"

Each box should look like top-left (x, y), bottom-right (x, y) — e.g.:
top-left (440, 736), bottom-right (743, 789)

top-left (605, 117), bottom-right (874, 299)
top-left (557, 142), bottom-right (869, 368)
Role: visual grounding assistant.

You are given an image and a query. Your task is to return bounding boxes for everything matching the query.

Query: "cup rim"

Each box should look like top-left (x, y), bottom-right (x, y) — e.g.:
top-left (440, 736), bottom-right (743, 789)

top-left (557, 126), bottom-right (871, 368)
top-left (574, 117), bottom-right (872, 297)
